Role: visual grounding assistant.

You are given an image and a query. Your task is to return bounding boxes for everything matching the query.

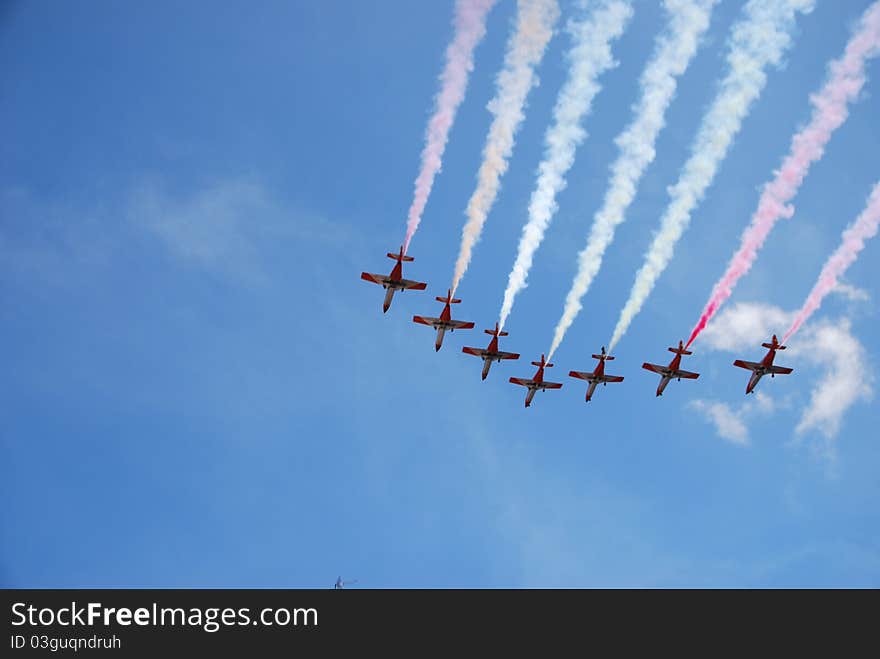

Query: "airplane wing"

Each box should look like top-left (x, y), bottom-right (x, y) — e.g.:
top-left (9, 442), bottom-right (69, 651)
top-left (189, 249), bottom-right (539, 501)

top-left (768, 365), bottom-right (793, 375)
top-left (412, 315), bottom-right (440, 327)
top-left (733, 359), bottom-right (761, 371)
top-left (462, 347), bottom-right (487, 358)
top-left (568, 370), bottom-right (593, 381)
top-left (400, 278), bottom-right (427, 290)
top-left (541, 381), bottom-right (563, 389)
top-left (509, 377), bottom-right (534, 387)
top-left (600, 375), bottom-right (624, 383)
top-left (449, 320), bottom-right (475, 330)
top-left (360, 272), bottom-right (387, 285)
top-left (497, 350), bottom-right (520, 360)
top-left (673, 370), bottom-right (700, 380)
top-left (642, 363), bottom-right (667, 375)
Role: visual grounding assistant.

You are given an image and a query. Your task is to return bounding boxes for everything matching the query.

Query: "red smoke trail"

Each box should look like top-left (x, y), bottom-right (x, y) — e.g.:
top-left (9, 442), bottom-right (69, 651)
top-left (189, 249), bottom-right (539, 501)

top-left (783, 181), bottom-right (880, 343)
top-left (686, 1), bottom-right (880, 349)
top-left (403, 0), bottom-right (497, 254)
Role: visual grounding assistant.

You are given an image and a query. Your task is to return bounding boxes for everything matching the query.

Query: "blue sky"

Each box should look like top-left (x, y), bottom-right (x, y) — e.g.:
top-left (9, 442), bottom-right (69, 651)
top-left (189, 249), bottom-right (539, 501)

top-left (2, 0), bottom-right (879, 587)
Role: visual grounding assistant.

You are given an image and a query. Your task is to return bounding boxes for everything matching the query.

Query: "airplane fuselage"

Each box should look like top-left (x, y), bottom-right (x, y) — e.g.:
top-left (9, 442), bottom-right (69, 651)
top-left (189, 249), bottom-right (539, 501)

top-left (435, 326), bottom-right (446, 351)
top-left (656, 374), bottom-right (672, 397)
top-left (413, 291), bottom-right (474, 351)
top-left (429, 302), bottom-right (462, 350)
top-left (569, 350), bottom-right (624, 402)
top-left (510, 356), bottom-right (562, 407)
top-left (642, 345), bottom-right (699, 397)
top-left (745, 347), bottom-right (777, 393)
top-left (653, 354), bottom-right (682, 396)
top-left (463, 328), bottom-right (519, 380)
top-left (522, 369), bottom-right (550, 409)
top-left (378, 263), bottom-right (411, 310)
top-left (362, 249), bottom-right (426, 313)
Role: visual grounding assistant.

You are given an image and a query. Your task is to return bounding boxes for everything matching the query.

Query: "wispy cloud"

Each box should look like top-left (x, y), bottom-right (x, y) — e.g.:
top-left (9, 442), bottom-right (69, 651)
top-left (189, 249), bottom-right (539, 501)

top-left (690, 392), bottom-right (776, 446)
top-left (0, 186), bottom-right (115, 284)
top-left (794, 320), bottom-right (873, 441)
top-left (690, 400), bottom-right (748, 445)
top-left (128, 178), bottom-right (349, 281)
top-left (2, 179), bottom-right (349, 286)
top-left (833, 282), bottom-right (870, 303)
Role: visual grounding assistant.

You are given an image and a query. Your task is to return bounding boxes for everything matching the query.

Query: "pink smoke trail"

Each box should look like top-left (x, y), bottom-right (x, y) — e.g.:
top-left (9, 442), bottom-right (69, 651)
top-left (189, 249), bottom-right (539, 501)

top-left (686, 1), bottom-right (880, 349)
top-left (783, 181), bottom-right (880, 343)
top-left (403, 0), bottom-right (497, 254)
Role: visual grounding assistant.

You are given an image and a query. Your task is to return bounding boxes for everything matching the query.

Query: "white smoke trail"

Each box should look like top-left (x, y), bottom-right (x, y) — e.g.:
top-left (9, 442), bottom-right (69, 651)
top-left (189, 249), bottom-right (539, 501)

top-left (403, 0), bottom-right (498, 253)
top-left (497, 0), bottom-right (634, 331)
top-left (451, 0), bottom-right (561, 295)
top-left (547, 0), bottom-right (717, 358)
top-left (608, 0), bottom-right (815, 351)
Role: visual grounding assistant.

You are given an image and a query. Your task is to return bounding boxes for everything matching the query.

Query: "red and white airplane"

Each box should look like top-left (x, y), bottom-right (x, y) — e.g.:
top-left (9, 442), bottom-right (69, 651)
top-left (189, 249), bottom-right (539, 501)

top-left (568, 346), bottom-right (624, 402)
top-left (733, 334), bottom-right (793, 394)
top-left (462, 323), bottom-right (520, 380)
top-left (509, 354), bottom-right (563, 408)
top-left (412, 290), bottom-right (475, 351)
top-left (642, 340), bottom-right (700, 397)
top-left (360, 246), bottom-right (427, 313)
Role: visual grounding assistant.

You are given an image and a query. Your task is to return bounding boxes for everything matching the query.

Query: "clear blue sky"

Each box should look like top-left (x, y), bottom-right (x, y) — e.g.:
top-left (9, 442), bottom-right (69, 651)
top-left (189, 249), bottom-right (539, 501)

top-left (2, 0), bottom-right (878, 587)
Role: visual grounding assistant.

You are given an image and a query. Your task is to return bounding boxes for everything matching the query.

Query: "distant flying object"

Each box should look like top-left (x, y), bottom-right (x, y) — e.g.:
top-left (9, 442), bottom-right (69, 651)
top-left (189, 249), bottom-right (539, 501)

top-left (642, 340), bottom-right (700, 397)
top-left (412, 290), bottom-right (475, 351)
top-left (568, 346), bottom-right (624, 402)
top-left (334, 576), bottom-right (357, 589)
top-left (733, 334), bottom-right (793, 394)
top-left (360, 246), bottom-right (427, 313)
top-left (462, 323), bottom-right (520, 380)
top-left (509, 354), bottom-right (563, 408)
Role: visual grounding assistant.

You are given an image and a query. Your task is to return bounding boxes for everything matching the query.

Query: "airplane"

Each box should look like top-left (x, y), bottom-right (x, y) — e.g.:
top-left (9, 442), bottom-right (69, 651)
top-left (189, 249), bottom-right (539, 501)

top-left (462, 323), bottom-right (520, 380)
top-left (509, 354), bottom-right (563, 408)
top-left (642, 340), bottom-right (700, 397)
top-left (412, 289), bottom-right (475, 351)
top-left (334, 576), bottom-right (357, 589)
top-left (733, 334), bottom-right (793, 394)
top-left (568, 346), bottom-right (624, 402)
top-left (360, 246), bottom-right (427, 313)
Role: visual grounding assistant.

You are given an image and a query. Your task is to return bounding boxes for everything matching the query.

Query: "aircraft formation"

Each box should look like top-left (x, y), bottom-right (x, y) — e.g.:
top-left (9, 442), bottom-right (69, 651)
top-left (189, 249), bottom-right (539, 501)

top-left (359, 0), bottom-right (880, 408)
top-left (361, 249), bottom-right (793, 407)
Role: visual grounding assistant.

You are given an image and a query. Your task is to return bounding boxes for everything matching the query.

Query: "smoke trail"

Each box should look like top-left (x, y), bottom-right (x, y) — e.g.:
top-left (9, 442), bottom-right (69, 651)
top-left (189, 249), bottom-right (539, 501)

top-left (608, 0), bottom-right (815, 351)
top-left (451, 0), bottom-right (561, 294)
top-left (403, 0), bottom-right (498, 254)
top-left (498, 0), bottom-right (634, 331)
top-left (783, 181), bottom-right (880, 343)
top-left (546, 0), bottom-right (717, 358)
top-left (687, 1), bottom-right (880, 348)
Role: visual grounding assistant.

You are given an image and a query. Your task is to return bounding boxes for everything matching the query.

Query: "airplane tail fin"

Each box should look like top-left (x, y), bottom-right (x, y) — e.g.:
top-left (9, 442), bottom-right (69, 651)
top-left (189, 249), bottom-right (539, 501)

top-left (762, 334), bottom-right (785, 350)
top-left (669, 345), bottom-right (693, 355)
top-left (485, 327), bottom-right (509, 337)
top-left (436, 290), bottom-right (461, 304)
top-left (762, 342), bottom-right (785, 349)
top-left (531, 358), bottom-right (554, 368)
top-left (592, 353), bottom-right (614, 361)
top-left (387, 247), bottom-right (414, 262)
